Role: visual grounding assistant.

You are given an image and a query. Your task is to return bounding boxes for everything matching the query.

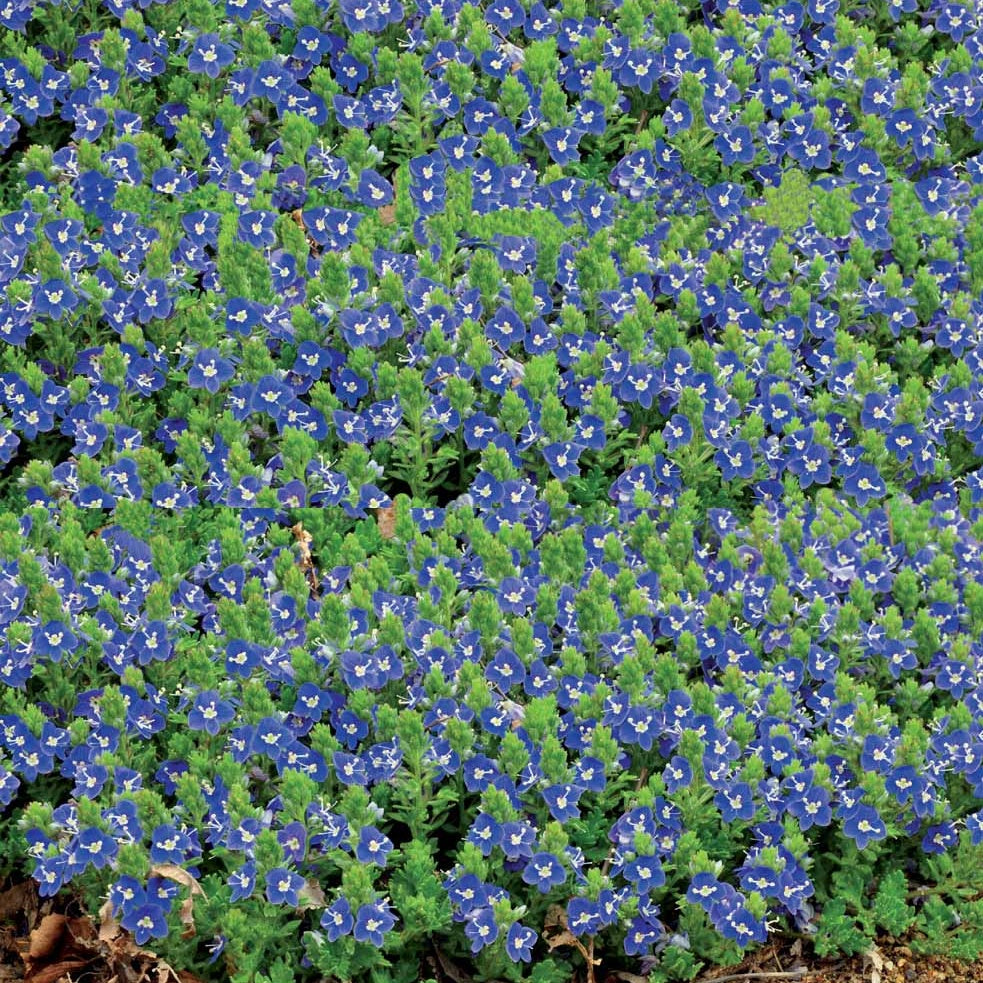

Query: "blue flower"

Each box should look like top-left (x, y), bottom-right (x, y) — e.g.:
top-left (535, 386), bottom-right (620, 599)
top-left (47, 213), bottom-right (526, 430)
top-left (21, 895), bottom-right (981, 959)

top-left (542, 127), bottom-right (584, 165)
top-left (506, 921), bottom-right (536, 962)
top-left (716, 126), bottom-right (756, 165)
top-left (521, 852), bottom-right (566, 893)
top-left (841, 803), bottom-right (887, 850)
top-left (321, 897), bottom-right (354, 941)
top-left (353, 900), bottom-right (397, 946)
top-left (109, 876), bottom-right (146, 916)
top-left (715, 440), bottom-right (755, 481)
top-left (624, 855), bottom-right (666, 893)
top-left (355, 826), bottom-right (393, 867)
top-left (542, 783), bottom-right (583, 822)
top-left (33, 621), bottom-right (78, 661)
top-left (719, 904), bottom-right (767, 948)
top-left (786, 784), bottom-right (832, 830)
top-left (77, 827), bottom-right (118, 870)
top-left (238, 210), bottom-right (277, 248)
top-left (464, 906), bottom-right (499, 953)
top-left (446, 872), bottom-right (488, 913)
top-left (121, 903), bottom-right (169, 946)
top-left (715, 783), bottom-right (756, 823)
top-left (33, 279), bottom-right (77, 320)
top-left (497, 577), bottom-right (535, 614)
top-left (187, 350), bottom-right (235, 394)
top-left (265, 867), bottom-right (305, 906)
top-left (567, 897), bottom-right (603, 936)
top-left (187, 691), bottom-right (236, 736)
top-left (623, 915), bottom-right (663, 955)
top-left (841, 463), bottom-right (886, 506)
top-left (133, 279), bottom-right (173, 322)
top-left (542, 441), bottom-right (583, 480)
top-left (786, 443), bottom-right (832, 487)
top-left (187, 34), bottom-right (236, 78)
top-left (149, 824), bottom-right (191, 864)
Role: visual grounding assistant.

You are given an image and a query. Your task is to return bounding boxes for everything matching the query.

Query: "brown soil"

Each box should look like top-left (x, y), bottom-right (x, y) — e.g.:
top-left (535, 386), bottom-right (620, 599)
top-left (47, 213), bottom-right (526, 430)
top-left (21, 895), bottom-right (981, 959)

top-left (0, 879), bottom-right (206, 983)
top-left (687, 938), bottom-right (983, 983)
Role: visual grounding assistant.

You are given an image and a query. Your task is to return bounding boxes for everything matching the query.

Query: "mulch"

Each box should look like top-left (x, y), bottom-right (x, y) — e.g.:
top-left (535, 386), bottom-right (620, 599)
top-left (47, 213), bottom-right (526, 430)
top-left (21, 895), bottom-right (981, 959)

top-left (686, 936), bottom-right (983, 983)
top-left (0, 879), bottom-right (206, 983)
top-left (3, 877), bottom-right (983, 983)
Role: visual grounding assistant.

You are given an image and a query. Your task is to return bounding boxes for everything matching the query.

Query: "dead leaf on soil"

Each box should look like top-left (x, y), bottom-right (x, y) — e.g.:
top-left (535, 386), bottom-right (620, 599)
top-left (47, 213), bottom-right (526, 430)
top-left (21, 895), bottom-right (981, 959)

top-left (433, 945), bottom-right (474, 983)
top-left (375, 505), bottom-right (397, 540)
top-left (98, 899), bottom-right (121, 943)
top-left (25, 957), bottom-right (92, 983)
top-left (148, 864), bottom-right (204, 941)
top-left (24, 914), bottom-right (101, 983)
top-left (864, 945), bottom-right (885, 983)
top-left (179, 897), bottom-right (197, 939)
top-left (149, 864), bottom-right (205, 897)
top-left (292, 521), bottom-right (320, 596)
top-left (0, 881), bottom-right (37, 924)
top-left (542, 905), bottom-right (600, 983)
top-left (27, 915), bottom-right (68, 961)
top-left (297, 878), bottom-right (327, 910)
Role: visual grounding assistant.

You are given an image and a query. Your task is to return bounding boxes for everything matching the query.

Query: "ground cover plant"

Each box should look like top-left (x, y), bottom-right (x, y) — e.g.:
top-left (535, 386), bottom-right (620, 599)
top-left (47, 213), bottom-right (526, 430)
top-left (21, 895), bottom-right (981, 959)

top-left (1, 0), bottom-right (983, 980)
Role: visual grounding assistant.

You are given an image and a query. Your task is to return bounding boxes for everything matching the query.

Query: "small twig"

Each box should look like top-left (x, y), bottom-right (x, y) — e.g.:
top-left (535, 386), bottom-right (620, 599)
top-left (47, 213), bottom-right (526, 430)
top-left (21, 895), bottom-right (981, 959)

top-left (772, 946), bottom-right (784, 973)
top-left (694, 970), bottom-right (808, 983)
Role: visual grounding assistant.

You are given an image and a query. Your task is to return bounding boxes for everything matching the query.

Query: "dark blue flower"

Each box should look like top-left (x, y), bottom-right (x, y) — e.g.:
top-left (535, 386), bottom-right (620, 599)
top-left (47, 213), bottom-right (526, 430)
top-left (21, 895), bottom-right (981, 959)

top-left (355, 826), bottom-right (393, 867)
top-left (464, 906), bottom-right (499, 953)
top-left (187, 691), bottom-right (236, 736)
top-left (841, 803), bottom-right (887, 849)
top-left (353, 900), bottom-right (397, 946)
top-left (521, 852), bottom-right (566, 893)
top-left (506, 921), bottom-right (536, 962)
top-left (321, 897), bottom-right (354, 941)
top-left (187, 350), bottom-right (235, 394)
top-left (542, 783), bottom-right (583, 822)
top-left (121, 903), bottom-right (168, 946)
top-left (265, 867), bottom-right (305, 906)
top-left (187, 34), bottom-right (236, 78)
top-left (150, 824), bottom-right (191, 864)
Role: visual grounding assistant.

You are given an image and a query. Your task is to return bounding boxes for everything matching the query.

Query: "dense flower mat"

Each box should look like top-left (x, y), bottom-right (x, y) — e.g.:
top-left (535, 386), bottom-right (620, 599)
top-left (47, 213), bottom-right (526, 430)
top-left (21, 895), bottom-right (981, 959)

top-left (1, 0), bottom-right (983, 979)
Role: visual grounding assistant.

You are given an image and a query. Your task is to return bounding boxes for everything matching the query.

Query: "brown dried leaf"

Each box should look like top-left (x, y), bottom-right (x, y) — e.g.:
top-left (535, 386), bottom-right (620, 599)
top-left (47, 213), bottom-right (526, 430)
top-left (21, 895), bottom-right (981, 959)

top-left (0, 880), bottom-right (37, 924)
top-left (179, 897), bottom-right (197, 940)
top-left (25, 957), bottom-right (92, 983)
top-left (148, 864), bottom-right (205, 897)
top-left (432, 946), bottom-right (473, 983)
top-left (292, 522), bottom-right (320, 597)
top-left (27, 914), bottom-right (67, 960)
top-left (297, 879), bottom-right (327, 910)
top-left (153, 959), bottom-right (184, 983)
top-left (543, 905), bottom-right (567, 931)
top-left (544, 927), bottom-right (579, 952)
top-left (375, 505), bottom-right (397, 540)
top-left (543, 906), bottom-right (578, 952)
top-left (378, 204), bottom-right (396, 226)
top-left (98, 899), bottom-right (121, 943)
top-left (864, 945), bottom-right (884, 983)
